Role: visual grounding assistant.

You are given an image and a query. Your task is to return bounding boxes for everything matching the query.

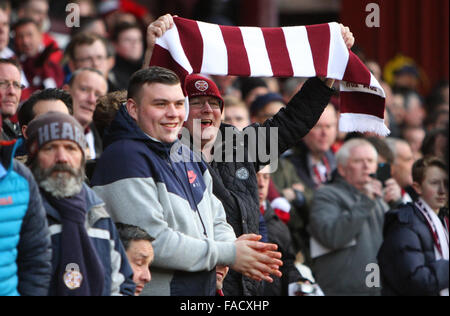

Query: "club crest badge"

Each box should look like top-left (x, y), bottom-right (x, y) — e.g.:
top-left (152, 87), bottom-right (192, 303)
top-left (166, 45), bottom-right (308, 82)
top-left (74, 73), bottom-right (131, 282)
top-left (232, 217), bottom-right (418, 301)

top-left (236, 167), bottom-right (249, 180)
top-left (195, 80), bottom-right (209, 92)
top-left (63, 263), bottom-right (83, 290)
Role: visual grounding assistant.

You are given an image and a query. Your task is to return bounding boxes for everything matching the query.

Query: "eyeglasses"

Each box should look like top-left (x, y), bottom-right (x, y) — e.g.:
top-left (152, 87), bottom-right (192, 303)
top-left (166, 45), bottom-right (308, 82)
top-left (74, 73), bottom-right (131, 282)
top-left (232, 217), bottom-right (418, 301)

top-left (189, 99), bottom-right (222, 110)
top-left (0, 80), bottom-right (25, 91)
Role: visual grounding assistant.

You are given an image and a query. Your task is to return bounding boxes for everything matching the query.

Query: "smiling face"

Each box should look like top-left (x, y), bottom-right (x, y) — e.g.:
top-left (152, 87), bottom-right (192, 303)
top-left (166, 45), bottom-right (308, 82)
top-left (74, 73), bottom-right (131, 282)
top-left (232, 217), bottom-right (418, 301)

top-left (127, 82), bottom-right (186, 143)
top-left (184, 96), bottom-right (222, 149)
top-left (68, 70), bottom-right (107, 128)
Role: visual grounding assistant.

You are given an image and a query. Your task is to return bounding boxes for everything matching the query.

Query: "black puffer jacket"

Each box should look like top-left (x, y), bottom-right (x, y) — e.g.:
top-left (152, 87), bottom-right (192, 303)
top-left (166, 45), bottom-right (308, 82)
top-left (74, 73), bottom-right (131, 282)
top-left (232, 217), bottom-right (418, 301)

top-left (209, 77), bottom-right (333, 296)
top-left (377, 203), bottom-right (449, 296)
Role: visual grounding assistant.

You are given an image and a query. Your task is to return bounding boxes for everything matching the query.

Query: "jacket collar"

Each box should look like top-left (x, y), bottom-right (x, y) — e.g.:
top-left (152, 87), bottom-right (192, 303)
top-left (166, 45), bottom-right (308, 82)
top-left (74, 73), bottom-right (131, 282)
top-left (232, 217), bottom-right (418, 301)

top-left (42, 183), bottom-right (104, 222)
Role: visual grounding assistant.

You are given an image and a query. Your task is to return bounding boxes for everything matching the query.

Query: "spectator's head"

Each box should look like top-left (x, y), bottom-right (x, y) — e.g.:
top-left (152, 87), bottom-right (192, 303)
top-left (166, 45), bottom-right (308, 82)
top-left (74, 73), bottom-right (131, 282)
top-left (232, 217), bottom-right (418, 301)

top-left (17, 0), bottom-right (48, 31)
top-left (412, 156), bottom-right (448, 213)
top-left (402, 126), bottom-right (425, 159)
top-left (223, 96), bottom-right (250, 131)
top-left (402, 90), bottom-right (426, 128)
top-left (366, 60), bottom-right (382, 82)
top-left (73, 0), bottom-right (97, 17)
top-left (390, 92), bottom-right (406, 125)
top-left (393, 64), bottom-right (420, 91)
top-left (302, 104), bottom-right (338, 158)
top-left (0, 58), bottom-right (23, 118)
top-left (385, 137), bottom-right (415, 188)
top-left (115, 223), bottom-right (154, 296)
top-left (112, 22), bottom-right (143, 62)
top-left (27, 112), bottom-right (86, 198)
top-left (257, 165), bottom-right (271, 206)
top-left (65, 32), bottom-right (114, 78)
top-left (70, 16), bottom-right (108, 38)
top-left (250, 92), bottom-right (285, 124)
top-left (93, 90), bottom-right (127, 139)
top-left (421, 128), bottom-right (448, 159)
top-left (425, 109), bottom-right (449, 131)
top-left (65, 68), bottom-right (108, 129)
top-left (13, 18), bottom-right (42, 58)
top-left (281, 77), bottom-right (306, 103)
top-left (336, 138), bottom-right (378, 191)
top-left (183, 74), bottom-right (224, 149)
top-left (18, 88), bottom-right (72, 138)
top-left (0, 1), bottom-right (10, 52)
top-left (127, 66), bottom-right (184, 144)
top-left (366, 136), bottom-right (394, 164)
top-left (240, 77), bottom-right (269, 107)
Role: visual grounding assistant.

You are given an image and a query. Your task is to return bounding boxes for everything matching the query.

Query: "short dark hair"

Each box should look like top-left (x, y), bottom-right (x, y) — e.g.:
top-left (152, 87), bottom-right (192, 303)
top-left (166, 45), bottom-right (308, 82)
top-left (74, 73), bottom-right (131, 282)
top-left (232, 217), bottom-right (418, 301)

top-left (421, 128), bottom-right (447, 157)
top-left (65, 32), bottom-right (110, 61)
top-left (70, 16), bottom-right (105, 37)
top-left (412, 156), bottom-right (447, 185)
top-left (115, 223), bottom-right (154, 251)
top-left (13, 17), bottom-right (39, 32)
top-left (111, 21), bottom-right (142, 43)
top-left (18, 88), bottom-right (73, 127)
top-left (0, 0), bottom-right (10, 12)
top-left (127, 66), bottom-right (180, 101)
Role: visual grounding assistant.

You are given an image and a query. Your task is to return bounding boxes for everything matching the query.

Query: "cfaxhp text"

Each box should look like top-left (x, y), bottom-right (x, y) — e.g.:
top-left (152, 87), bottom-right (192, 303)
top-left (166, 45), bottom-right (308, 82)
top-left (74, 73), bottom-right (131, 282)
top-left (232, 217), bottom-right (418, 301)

top-left (180, 300), bottom-right (270, 313)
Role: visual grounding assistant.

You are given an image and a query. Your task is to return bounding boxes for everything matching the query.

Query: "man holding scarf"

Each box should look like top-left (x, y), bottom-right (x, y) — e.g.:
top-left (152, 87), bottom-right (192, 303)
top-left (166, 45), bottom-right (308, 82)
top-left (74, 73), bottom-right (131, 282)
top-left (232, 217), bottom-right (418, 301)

top-left (25, 112), bottom-right (135, 296)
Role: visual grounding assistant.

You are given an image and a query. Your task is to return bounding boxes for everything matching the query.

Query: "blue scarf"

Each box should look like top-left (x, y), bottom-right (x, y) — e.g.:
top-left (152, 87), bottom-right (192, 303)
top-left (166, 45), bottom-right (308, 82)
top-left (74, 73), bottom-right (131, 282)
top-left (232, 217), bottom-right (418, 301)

top-left (45, 186), bottom-right (105, 296)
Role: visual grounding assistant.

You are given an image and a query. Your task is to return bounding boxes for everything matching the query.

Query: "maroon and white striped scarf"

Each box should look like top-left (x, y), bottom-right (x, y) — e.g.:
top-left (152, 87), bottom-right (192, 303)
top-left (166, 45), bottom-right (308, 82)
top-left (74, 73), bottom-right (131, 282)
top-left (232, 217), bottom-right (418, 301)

top-left (150, 17), bottom-right (389, 136)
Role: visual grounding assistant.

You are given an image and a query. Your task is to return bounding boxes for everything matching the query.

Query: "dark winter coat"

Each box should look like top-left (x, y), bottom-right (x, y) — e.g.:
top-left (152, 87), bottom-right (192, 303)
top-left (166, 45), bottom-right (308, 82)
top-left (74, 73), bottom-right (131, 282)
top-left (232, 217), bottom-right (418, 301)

top-left (208, 77), bottom-right (333, 296)
top-left (377, 203), bottom-right (449, 296)
top-left (261, 202), bottom-right (305, 296)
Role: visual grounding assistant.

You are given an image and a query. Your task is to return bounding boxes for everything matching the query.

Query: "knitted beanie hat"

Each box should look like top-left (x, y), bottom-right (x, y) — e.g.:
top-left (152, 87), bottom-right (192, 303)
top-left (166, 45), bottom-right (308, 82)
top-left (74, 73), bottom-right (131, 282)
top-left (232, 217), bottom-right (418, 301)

top-left (26, 112), bottom-right (86, 160)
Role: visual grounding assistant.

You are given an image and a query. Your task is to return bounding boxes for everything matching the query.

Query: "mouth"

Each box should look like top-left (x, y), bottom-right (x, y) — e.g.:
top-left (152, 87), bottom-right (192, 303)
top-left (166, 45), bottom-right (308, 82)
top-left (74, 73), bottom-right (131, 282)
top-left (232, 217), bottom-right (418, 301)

top-left (162, 122), bottom-right (179, 129)
top-left (200, 119), bottom-right (213, 128)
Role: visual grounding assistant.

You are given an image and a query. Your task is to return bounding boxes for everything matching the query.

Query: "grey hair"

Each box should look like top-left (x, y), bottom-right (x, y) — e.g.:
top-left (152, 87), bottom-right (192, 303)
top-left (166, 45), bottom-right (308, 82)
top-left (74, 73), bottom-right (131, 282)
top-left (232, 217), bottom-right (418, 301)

top-left (336, 138), bottom-right (378, 167)
top-left (385, 137), bottom-right (409, 158)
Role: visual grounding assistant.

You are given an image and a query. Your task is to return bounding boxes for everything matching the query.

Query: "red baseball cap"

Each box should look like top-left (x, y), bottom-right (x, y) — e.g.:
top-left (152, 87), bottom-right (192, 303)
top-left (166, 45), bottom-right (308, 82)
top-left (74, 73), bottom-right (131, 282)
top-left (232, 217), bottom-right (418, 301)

top-left (184, 74), bottom-right (224, 111)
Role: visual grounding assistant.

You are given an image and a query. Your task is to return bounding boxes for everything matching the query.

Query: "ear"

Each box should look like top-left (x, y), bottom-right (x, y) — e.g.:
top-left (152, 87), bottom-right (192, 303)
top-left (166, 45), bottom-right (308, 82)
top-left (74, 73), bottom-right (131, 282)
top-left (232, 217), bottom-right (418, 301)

top-left (412, 181), bottom-right (422, 196)
top-left (126, 98), bottom-right (138, 121)
top-left (62, 83), bottom-right (70, 92)
top-left (22, 125), bottom-right (28, 139)
top-left (337, 164), bottom-right (346, 178)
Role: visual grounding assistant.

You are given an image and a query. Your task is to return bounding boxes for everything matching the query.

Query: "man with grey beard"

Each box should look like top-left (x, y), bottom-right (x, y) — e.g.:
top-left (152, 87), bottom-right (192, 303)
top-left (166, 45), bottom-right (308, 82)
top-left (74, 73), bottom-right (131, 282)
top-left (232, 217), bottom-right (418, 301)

top-left (26, 112), bottom-right (135, 296)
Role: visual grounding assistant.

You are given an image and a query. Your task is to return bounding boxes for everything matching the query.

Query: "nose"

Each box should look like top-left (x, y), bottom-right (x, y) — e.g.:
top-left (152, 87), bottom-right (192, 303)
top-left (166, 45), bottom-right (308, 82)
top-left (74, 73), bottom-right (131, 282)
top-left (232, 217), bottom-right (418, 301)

top-left (55, 147), bottom-right (69, 163)
top-left (141, 268), bottom-right (151, 283)
top-left (202, 101), bottom-right (214, 113)
top-left (88, 91), bottom-right (97, 104)
top-left (166, 103), bottom-right (178, 117)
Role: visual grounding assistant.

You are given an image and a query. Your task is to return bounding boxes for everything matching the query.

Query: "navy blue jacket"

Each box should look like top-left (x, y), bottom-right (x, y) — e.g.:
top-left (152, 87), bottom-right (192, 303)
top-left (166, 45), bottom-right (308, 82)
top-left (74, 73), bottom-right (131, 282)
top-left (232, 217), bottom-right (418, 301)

top-left (377, 203), bottom-right (449, 296)
top-left (91, 105), bottom-right (236, 296)
top-left (43, 183), bottom-right (135, 296)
